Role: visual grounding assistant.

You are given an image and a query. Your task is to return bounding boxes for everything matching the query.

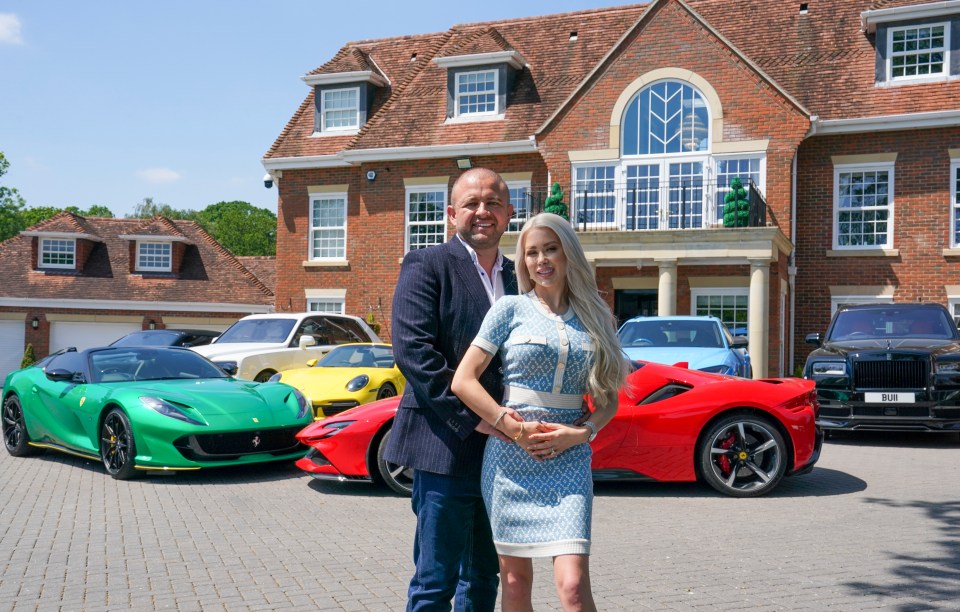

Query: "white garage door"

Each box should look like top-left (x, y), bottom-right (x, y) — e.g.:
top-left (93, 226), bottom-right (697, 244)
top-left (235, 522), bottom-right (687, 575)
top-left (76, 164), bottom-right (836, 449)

top-left (0, 320), bottom-right (26, 379)
top-left (49, 321), bottom-right (143, 353)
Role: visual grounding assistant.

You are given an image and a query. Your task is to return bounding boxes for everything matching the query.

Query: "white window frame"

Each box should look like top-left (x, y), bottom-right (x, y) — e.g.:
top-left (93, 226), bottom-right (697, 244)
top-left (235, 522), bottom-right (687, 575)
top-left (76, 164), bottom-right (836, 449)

top-left (320, 87), bottom-right (360, 132)
top-left (833, 162), bottom-right (895, 250)
top-left (39, 237), bottom-right (76, 269)
top-left (405, 185), bottom-right (447, 253)
top-left (690, 287), bottom-right (749, 333)
top-left (309, 193), bottom-right (348, 262)
top-left (887, 22), bottom-right (950, 83)
top-left (951, 159), bottom-right (960, 247)
top-left (506, 179), bottom-right (532, 233)
top-left (136, 240), bottom-right (172, 272)
top-left (571, 163), bottom-right (619, 230)
top-left (713, 155), bottom-right (766, 227)
top-left (455, 69), bottom-right (498, 118)
top-left (306, 298), bottom-right (345, 314)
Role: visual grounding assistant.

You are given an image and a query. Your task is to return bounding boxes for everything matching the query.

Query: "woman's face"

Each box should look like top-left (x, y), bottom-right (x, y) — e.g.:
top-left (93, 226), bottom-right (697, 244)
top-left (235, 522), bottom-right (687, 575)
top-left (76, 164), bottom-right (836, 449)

top-left (523, 226), bottom-right (567, 291)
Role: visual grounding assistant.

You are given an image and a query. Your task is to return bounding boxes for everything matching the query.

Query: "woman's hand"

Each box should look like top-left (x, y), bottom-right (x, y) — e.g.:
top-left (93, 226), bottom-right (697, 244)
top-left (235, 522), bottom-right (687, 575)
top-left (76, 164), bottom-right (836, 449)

top-left (524, 421), bottom-right (591, 461)
top-left (480, 407), bottom-right (524, 443)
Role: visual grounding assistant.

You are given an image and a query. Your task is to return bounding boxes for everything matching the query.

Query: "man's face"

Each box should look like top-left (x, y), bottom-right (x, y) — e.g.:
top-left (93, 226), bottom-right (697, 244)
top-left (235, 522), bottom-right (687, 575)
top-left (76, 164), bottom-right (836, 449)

top-left (447, 172), bottom-right (514, 252)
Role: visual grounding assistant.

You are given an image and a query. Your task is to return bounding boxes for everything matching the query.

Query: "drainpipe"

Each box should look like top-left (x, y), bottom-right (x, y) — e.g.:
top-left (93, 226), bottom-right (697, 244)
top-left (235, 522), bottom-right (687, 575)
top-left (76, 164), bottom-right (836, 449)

top-left (789, 150), bottom-right (798, 375)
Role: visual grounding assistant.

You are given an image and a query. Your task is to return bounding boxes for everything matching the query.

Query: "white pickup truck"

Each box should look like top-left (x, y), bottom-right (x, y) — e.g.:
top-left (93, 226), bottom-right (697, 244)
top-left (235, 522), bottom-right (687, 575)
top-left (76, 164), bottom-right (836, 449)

top-left (191, 312), bottom-right (381, 381)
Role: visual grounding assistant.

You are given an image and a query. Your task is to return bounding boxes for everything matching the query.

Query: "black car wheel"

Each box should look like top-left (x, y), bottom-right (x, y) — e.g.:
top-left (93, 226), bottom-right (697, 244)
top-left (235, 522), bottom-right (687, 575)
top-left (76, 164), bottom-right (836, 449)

top-left (376, 384), bottom-right (397, 401)
top-left (254, 370), bottom-right (277, 383)
top-left (375, 428), bottom-right (413, 496)
top-left (100, 408), bottom-right (141, 480)
top-left (698, 414), bottom-right (787, 498)
top-left (3, 394), bottom-right (37, 457)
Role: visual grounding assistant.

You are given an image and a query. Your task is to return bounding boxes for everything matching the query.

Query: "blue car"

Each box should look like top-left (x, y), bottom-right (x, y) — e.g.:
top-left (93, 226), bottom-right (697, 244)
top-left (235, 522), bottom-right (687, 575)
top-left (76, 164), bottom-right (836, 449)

top-left (618, 315), bottom-right (751, 378)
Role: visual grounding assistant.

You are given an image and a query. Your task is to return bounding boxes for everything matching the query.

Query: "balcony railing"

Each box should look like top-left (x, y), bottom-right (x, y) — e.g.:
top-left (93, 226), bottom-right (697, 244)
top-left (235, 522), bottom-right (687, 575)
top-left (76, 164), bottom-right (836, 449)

top-left (508, 180), bottom-right (769, 233)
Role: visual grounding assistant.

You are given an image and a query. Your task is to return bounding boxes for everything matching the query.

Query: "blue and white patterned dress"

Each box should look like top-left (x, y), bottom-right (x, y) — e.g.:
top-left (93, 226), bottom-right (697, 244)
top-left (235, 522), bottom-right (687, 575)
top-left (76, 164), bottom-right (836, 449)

top-left (471, 290), bottom-right (595, 558)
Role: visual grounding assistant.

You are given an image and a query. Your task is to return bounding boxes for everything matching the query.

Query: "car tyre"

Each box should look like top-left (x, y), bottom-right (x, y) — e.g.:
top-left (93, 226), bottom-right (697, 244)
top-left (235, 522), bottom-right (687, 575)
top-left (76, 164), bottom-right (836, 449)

top-left (3, 394), bottom-right (38, 457)
top-left (376, 383), bottom-right (397, 401)
top-left (100, 408), bottom-right (141, 480)
top-left (375, 428), bottom-right (413, 496)
top-left (698, 413), bottom-right (786, 498)
top-left (254, 370), bottom-right (277, 383)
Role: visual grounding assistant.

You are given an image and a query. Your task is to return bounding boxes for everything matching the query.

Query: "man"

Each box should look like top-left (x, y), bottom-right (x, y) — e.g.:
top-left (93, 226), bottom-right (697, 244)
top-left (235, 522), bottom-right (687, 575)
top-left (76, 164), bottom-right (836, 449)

top-left (385, 167), bottom-right (517, 611)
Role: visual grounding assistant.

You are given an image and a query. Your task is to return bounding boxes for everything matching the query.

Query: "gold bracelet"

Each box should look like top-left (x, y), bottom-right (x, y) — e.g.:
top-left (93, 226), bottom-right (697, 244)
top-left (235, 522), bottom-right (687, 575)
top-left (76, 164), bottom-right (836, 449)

top-left (492, 409), bottom-right (508, 430)
top-left (511, 424), bottom-right (524, 442)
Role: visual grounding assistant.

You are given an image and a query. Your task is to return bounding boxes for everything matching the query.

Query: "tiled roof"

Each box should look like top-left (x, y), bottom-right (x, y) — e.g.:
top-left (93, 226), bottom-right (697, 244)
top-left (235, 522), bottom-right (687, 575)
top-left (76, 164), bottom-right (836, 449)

top-left (236, 256), bottom-right (276, 293)
top-left (265, 0), bottom-right (960, 160)
top-left (1, 216), bottom-right (273, 306)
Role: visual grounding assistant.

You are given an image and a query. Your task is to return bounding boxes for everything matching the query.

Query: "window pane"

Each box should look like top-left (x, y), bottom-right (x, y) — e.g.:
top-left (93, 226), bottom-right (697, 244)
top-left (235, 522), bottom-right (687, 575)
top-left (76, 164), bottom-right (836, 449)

top-left (456, 70), bottom-right (496, 116)
top-left (40, 238), bottom-right (76, 267)
top-left (310, 196), bottom-right (346, 259)
top-left (407, 190), bottom-right (446, 251)
top-left (138, 242), bottom-right (171, 270)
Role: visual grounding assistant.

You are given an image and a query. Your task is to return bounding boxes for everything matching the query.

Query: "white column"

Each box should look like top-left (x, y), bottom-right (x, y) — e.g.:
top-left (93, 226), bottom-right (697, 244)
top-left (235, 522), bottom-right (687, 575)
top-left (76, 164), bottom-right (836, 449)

top-left (748, 258), bottom-right (771, 379)
top-left (656, 259), bottom-right (677, 316)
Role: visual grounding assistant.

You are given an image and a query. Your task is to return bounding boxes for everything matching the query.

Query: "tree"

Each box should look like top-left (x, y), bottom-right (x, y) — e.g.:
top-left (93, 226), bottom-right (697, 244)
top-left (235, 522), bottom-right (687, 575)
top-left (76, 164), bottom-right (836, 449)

top-left (127, 197), bottom-right (196, 220)
top-left (20, 343), bottom-right (37, 369)
top-left (543, 182), bottom-right (569, 220)
top-left (194, 201), bottom-right (277, 256)
top-left (66, 205), bottom-right (114, 218)
top-left (0, 152), bottom-right (28, 242)
top-left (20, 206), bottom-right (63, 228)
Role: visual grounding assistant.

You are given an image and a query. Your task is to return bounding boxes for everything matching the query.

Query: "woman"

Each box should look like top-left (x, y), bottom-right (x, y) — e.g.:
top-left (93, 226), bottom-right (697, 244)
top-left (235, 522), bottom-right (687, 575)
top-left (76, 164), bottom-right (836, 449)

top-left (451, 212), bottom-right (627, 611)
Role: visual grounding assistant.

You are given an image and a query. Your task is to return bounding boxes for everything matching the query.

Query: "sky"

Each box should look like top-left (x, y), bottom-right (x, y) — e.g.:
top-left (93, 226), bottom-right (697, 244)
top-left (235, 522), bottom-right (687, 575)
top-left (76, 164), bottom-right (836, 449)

top-left (0, 1), bottom-right (623, 218)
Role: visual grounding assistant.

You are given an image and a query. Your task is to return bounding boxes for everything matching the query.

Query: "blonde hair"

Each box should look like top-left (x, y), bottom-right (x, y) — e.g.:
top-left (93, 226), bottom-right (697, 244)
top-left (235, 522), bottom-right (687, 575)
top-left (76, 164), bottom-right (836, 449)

top-left (515, 213), bottom-right (627, 409)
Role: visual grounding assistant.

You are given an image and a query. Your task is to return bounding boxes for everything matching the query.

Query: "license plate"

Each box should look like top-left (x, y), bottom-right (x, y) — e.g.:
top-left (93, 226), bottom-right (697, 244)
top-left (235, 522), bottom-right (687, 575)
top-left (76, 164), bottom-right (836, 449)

top-left (865, 392), bottom-right (915, 403)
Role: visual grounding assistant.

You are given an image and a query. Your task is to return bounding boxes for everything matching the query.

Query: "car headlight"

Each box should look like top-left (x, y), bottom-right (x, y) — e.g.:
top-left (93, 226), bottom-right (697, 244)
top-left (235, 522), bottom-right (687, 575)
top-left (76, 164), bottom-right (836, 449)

top-left (698, 364), bottom-right (734, 375)
top-left (290, 388), bottom-right (311, 419)
top-left (267, 372), bottom-right (282, 383)
top-left (810, 361), bottom-right (847, 376)
top-left (935, 361), bottom-right (960, 374)
top-left (319, 420), bottom-right (355, 439)
top-left (346, 374), bottom-right (370, 392)
top-left (140, 396), bottom-right (205, 426)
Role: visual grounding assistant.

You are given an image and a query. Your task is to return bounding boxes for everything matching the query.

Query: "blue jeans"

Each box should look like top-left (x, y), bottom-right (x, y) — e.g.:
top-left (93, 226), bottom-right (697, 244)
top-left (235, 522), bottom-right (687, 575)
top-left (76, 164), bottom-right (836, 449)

top-left (407, 470), bottom-right (499, 612)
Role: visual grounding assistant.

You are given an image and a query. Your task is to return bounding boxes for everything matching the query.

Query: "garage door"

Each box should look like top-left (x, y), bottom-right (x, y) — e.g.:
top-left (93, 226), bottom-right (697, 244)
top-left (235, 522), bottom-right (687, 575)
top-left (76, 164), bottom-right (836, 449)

top-left (0, 320), bottom-right (26, 379)
top-left (49, 321), bottom-right (143, 354)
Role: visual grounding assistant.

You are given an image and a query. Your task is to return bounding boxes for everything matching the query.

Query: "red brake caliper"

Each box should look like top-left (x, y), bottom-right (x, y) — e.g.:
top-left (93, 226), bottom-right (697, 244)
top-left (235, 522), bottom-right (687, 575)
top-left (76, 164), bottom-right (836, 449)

top-left (717, 432), bottom-right (735, 475)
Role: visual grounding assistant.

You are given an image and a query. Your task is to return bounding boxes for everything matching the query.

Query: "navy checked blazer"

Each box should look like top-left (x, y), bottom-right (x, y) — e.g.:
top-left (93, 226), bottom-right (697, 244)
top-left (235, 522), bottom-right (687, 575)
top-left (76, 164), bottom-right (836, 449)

top-left (384, 238), bottom-right (518, 477)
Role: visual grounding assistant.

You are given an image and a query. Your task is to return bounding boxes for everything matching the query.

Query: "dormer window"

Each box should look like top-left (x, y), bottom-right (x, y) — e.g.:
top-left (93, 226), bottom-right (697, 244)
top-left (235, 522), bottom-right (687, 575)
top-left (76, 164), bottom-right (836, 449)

top-left (888, 24), bottom-right (947, 81)
top-left (321, 87), bottom-right (360, 131)
top-left (137, 241), bottom-right (172, 272)
top-left (40, 238), bottom-right (76, 269)
top-left (456, 69), bottom-right (498, 117)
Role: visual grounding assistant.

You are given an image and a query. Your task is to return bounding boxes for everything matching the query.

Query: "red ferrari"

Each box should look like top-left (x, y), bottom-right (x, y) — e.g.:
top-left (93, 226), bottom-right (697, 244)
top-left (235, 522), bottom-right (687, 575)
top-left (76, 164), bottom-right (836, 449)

top-left (295, 361), bottom-right (822, 497)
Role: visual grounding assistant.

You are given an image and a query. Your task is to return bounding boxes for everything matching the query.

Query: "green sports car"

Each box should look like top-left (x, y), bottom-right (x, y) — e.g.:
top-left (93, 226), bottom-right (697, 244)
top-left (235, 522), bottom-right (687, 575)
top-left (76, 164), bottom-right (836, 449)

top-left (2, 346), bottom-right (313, 479)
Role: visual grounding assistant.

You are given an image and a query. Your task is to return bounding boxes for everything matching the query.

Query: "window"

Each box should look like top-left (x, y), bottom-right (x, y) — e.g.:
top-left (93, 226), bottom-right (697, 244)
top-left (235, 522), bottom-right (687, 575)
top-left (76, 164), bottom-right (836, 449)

top-left (622, 81), bottom-right (710, 155)
top-left (716, 157), bottom-right (762, 226)
top-left (309, 194), bottom-right (347, 260)
top-left (952, 160), bottom-right (960, 247)
top-left (834, 164), bottom-right (894, 249)
top-left (506, 180), bottom-right (531, 232)
top-left (321, 87), bottom-right (359, 131)
top-left (691, 288), bottom-right (748, 335)
top-left (307, 298), bottom-right (344, 314)
top-left (39, 238), bottom-right (75, 269)
top-left (455, 70), bottom-right (497, 117)
top-left (888, 24), bottom-right (948, 81)
top-left (406, 186), bottom-right (447, 252)
top-left (137, 241), bottom-right (172, 272)
top-left (572, 165), bottom-right (617, 228)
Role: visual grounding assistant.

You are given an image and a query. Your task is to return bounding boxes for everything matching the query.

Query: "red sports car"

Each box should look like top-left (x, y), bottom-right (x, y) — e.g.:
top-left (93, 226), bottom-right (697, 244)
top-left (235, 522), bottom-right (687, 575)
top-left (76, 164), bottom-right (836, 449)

top-left (295, 361), bottom-right (822, 497)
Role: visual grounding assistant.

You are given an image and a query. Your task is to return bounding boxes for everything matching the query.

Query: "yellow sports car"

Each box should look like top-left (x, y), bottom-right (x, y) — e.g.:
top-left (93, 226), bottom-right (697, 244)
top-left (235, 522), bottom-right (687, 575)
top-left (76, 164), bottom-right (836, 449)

top-left (269, 343), bottom-right (405, 419)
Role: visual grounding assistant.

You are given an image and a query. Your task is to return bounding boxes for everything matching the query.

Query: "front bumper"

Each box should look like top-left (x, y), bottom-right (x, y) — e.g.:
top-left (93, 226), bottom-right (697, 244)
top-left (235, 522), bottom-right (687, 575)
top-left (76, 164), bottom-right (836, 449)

top-left (815, 389), bottom-right (960, 432)
top-left (294, 447), bottom-right (372, 483)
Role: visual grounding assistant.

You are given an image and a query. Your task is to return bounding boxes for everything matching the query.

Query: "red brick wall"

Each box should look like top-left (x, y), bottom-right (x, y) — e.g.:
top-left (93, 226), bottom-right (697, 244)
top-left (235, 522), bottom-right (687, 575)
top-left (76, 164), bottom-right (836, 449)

top-left (793, 126), bottom-right (960, 367)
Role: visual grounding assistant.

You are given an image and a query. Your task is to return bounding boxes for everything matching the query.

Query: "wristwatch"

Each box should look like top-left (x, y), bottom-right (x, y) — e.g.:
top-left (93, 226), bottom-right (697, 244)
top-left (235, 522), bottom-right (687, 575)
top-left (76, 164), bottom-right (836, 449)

top-left (582, 420), bottom-right (598, 442)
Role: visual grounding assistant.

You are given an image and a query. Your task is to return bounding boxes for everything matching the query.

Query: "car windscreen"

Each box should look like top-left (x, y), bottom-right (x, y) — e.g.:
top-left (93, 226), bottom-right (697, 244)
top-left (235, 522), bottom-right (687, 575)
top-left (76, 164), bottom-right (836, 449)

top-left (319, 345), bottom-right (394, 368)
top-left (89, 348), bottom-right (228, 382)
top-left (111, 331), bottom-right (180, 346)
top-left (829, 308), bottom-right (956, 340)
top-left (215, 319), bottom-right (296, 344)
top-left (619, 321), bottom-right (724, 348)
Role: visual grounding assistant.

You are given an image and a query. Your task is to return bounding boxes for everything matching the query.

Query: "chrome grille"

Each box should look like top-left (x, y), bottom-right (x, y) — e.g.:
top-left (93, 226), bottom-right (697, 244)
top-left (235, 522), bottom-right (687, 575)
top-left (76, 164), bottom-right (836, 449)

top-left (853, 359), bottom-right (927, 390)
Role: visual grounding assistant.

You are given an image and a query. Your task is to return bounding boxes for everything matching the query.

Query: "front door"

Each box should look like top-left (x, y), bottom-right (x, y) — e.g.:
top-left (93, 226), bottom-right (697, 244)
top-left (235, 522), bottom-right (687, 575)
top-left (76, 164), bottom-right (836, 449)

top-left (615, 290), bottom-right (657, 326)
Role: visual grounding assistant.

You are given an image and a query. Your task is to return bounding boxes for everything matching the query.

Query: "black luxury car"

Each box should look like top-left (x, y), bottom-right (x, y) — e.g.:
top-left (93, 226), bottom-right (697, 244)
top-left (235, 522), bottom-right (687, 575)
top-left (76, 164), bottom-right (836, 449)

top-left (109, 329), bottom-right (220, 348)
top-left (804, 303), bottom-right (960, 432)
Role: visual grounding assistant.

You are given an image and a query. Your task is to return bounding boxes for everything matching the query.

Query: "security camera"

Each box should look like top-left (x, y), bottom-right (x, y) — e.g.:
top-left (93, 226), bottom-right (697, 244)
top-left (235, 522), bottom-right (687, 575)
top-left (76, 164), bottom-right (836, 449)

top-left (263, 173), bottom-right (274, 189)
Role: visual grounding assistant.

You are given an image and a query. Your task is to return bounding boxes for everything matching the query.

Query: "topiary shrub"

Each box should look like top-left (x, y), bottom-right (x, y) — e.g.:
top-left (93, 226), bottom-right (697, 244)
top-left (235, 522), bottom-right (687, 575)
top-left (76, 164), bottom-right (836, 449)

top-left (543, 182), bottom-right (569, 220)
top-left (20, 343), bottom-right (37, 368)
top-left (722, 177), bottom-right (750, 228)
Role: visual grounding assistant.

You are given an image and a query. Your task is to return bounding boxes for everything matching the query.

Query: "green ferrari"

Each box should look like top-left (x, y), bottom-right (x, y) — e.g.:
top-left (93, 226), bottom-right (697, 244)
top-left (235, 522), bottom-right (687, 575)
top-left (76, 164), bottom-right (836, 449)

top-left (2, 346), bottom-right (313, 479)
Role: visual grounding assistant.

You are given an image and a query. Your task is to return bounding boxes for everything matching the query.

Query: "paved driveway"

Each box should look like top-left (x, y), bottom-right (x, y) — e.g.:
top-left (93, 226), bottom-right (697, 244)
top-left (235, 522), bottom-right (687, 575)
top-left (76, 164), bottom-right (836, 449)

top-left (1, 431), bottom-right (959, 611)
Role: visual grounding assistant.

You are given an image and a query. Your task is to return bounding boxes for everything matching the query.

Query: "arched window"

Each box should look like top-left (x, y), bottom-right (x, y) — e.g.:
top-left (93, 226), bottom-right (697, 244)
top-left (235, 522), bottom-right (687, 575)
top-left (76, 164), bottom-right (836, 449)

top-left (622, 81), bottom-right (710, 156)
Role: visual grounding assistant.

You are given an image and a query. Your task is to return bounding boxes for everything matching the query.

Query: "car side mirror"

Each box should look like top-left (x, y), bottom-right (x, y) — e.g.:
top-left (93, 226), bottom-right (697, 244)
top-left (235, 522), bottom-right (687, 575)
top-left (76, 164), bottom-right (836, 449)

top-left (45, 368), bottom-right (76, 382)
top-left (671, 361), bottom-right (689, 369)
top-left (219, 363), bottom-right (238, 376)
top-left (805, 332), bottom-right (822, 347)
top-left (730, 336), bottom-right (748, 348)
top-left (306, 358), bottom-right (318, 367)
top-left (299, 336), bottom-right (317, 350)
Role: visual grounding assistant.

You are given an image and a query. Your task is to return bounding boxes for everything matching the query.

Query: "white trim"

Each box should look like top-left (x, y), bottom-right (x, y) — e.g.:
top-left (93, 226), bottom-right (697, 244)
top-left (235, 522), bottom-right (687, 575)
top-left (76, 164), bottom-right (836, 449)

top-left (20, 230), bottom-right (101, 241)
top-left (38, 237), bottom-right (76, 270)
top-left (832, 161), bottom-right (896, 251)
top-left (885, 21), bottom-right (951, 84)
top-left (862, 1), bottom-right (960, 33)
top-left (0, 297), bottom-right (272, 313)
top-left (262, 139), bottom-right (538, 171)
top-left (455, 68), bottom-right (500, 118)
top-left (811, 109), bottom-right (960, 135)
top-left (308, 192), bottom-right (348, 261)
top-left (433, 50), bottom-right (526, 70)
top-left (118, 234), bottom-right (191, 243)
top-left (135, 240), bottom-right (173, 272)
top-left (306, 296), bottom-right (346, 314)
top-left (301, 70), bottom-right (388, 88)
top-left (951, 159), bottom-right (960, 247)
top-left (404, 183), bottom-right (448, 254)
top-left (320, 86), bottom-right (360, 132)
